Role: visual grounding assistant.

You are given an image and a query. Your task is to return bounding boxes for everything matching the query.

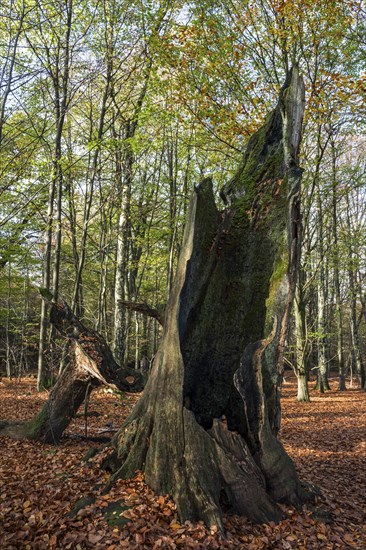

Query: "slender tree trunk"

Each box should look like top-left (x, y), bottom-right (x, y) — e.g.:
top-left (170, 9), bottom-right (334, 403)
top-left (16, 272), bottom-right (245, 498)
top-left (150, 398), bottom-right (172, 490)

top-left (113, 73), bottom-right (151, 363)
top-left (112, 8), bottom-right (168, 363)
top-left (96, 212), bottom-right (109, 337)
top-left (37, 0), bottom-right (73, 389)
top-left (166, 131), bottom-right (178, 295)
top-left (345, 193), bottom-right (365, 389)
top-left (294, 269), bottom-right (310, 401)
top-left (72, 62), bottom-right (111, 316)
top-left (134, 313), bottom-right (140, 369)
top-left (113, 127), bottom-right (132, 365)
top-left (64, 118), bottom-right (81, 314)
top-left (314, 165), bottom-right (330, 392)
top-left (330, 140), bottom-right (346, 389)
top-left (316, 270), bottom-right (329, 392)
top-left (349, 302), bottom-right (364, 389)
top-left (37, 177), bottom-right (55, 390)
top-left (348, 262), bottom-right (365, 391)
top-left (5, 262), bottom-right (12, 378)
top-left (52, 0), bottom-right (73, 302)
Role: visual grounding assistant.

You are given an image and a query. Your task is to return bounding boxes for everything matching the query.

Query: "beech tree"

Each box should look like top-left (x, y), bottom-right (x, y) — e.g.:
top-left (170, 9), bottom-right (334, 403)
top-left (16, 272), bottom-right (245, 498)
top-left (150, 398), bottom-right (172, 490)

top-left (112, 0), bottom-right (178, 366)
top-left (102, 67), bottom-right (308, 531)
top-left (30, 0), bottom-right (74, 390)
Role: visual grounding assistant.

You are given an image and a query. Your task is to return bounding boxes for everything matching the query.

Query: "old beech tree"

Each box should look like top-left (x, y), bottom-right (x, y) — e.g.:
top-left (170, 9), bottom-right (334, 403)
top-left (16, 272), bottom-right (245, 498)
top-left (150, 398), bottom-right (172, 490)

top-left (103, 67), bottom-right (307, 530)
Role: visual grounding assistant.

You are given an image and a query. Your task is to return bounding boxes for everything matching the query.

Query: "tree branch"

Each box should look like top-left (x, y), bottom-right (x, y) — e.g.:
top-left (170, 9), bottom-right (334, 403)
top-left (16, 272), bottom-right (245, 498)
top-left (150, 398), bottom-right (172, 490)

top-left (120, 300), bottom-right (165, 326)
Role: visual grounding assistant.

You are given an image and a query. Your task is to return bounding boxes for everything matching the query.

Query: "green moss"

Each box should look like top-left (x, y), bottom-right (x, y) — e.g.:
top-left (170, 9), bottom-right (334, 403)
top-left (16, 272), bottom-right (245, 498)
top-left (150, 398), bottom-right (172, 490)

top-left (265, 240), bottom-right (288, 320)
top-left (271, 249), bottom-right (288, 286)
top-left (226, 107), bottom-right (284, 212)
top-left (24, 404), bottom-right (49, 439)
top-left (103, 500), bottom-right (131, 527)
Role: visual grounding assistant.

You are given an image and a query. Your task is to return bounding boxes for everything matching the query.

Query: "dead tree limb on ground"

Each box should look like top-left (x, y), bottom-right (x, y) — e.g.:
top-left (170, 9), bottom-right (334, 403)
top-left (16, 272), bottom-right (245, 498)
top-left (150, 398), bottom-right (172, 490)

top-left (0, 298), bottom-right (143, 444)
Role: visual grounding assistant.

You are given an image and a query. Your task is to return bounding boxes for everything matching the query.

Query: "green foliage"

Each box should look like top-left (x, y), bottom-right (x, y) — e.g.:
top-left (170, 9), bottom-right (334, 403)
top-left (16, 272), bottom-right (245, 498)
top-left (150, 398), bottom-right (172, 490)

top-left (0, 0), bottom-right (365, 371)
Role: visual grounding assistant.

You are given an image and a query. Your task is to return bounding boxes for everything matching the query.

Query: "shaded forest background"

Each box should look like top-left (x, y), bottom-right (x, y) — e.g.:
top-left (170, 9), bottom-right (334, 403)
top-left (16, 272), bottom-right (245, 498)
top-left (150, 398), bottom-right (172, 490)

top-left (1, 0), bottom-right (365, 395)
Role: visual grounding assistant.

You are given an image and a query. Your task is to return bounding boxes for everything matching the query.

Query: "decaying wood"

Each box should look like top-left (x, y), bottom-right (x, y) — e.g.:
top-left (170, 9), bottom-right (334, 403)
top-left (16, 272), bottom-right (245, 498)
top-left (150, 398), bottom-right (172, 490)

top-left (48, 299), bottom-right (143, 392)
top-left (0, 299), bottom-right (143, 444)
top-left (105, 67), bottom-right (309, 532)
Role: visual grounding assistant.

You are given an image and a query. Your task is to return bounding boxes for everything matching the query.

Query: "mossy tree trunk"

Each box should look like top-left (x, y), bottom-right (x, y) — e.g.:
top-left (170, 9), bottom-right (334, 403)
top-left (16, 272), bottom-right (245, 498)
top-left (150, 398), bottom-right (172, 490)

top-left (107, 67), bottom-right (307, 532)
top-left (0, 299), bottom-right (143, 444)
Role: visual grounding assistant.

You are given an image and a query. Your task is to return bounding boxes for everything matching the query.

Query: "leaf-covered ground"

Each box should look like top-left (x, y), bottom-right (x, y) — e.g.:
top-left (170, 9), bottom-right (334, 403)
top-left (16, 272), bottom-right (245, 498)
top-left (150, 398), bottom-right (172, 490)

top-left (0, 373), bottom-right (365, 549)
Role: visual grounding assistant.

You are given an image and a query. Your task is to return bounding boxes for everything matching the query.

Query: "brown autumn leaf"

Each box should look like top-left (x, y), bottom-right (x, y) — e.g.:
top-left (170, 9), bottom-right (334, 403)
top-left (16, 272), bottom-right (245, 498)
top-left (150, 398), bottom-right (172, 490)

top-left (88, 533), bottom-right (103, 544)
top-left (49, 534), bottom-right (57, 546)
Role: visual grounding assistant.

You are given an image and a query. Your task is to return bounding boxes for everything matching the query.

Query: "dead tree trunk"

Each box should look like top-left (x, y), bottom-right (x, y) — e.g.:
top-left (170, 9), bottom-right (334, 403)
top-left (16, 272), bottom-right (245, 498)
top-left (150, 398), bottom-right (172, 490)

top-left (106, 68), bottom-right (307, 531)
top-left (0, 299), bottom-right (143, 444)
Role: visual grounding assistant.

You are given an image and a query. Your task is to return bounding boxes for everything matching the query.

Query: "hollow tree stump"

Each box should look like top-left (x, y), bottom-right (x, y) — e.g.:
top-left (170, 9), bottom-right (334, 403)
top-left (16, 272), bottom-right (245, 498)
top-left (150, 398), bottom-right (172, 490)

top-left (106, 67), bottom-right (308, 532)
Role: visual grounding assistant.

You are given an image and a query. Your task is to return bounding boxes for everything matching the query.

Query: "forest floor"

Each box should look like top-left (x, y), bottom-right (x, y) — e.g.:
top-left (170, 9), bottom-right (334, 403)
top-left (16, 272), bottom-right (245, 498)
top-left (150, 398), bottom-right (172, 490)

top-left (0, 372), bottom-right (365, 549)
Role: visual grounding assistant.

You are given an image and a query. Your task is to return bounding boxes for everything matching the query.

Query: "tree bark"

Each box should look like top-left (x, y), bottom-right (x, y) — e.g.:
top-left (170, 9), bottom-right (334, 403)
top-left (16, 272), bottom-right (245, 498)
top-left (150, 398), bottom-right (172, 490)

top-left (106, 67), bottom-right (308, 532)
top-left (36, 0), bottom-right (73, 390)
top-left (314, 170), bottom-right (330, 393)
top-left (294, 269), bottom-right (310, 401)
top-left (346, 192), bottom-right (366, 390)
top-left (0, 299), bottom-right (143, 444)
top-left (330, 139), bottom-right (346, 390)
